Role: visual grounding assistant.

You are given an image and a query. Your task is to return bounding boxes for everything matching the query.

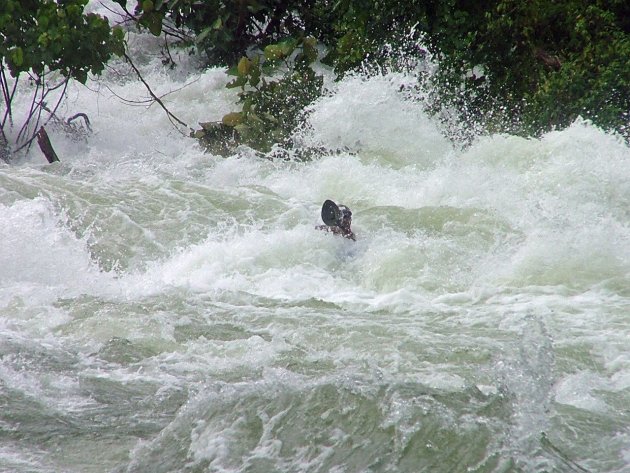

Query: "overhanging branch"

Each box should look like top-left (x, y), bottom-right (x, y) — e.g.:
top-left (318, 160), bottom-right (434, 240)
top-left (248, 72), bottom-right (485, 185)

top-left (123, 53), bottom-right (192, 134)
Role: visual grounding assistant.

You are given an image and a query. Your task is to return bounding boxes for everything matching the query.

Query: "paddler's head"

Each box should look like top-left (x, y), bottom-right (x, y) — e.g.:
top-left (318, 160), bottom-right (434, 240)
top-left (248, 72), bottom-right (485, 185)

top-left (337, 205), bottom-right (352, 230)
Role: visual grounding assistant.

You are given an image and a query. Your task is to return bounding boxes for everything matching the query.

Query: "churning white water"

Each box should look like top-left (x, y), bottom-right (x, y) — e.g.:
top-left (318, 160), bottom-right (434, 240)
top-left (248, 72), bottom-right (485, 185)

top-left (1, 7), bottom-right (629, 473)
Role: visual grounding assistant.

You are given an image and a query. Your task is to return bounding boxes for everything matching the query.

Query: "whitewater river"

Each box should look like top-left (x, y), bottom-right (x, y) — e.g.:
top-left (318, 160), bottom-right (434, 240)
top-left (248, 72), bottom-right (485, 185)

top-left (1, 18), bottom-right (630, 473)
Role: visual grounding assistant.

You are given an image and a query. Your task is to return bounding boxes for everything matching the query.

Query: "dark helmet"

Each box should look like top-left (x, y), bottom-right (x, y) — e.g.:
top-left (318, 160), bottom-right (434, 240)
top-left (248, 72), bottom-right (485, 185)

top-left (338, 205), bottom-right (352, 224)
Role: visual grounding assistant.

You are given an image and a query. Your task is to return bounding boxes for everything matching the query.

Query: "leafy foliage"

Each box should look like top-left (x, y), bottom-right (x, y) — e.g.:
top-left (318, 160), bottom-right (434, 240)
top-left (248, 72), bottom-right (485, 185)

top-left (122, 0), bottom-right (630, 153)
top-left (432, 0), bottom-right (630, 136)
top-left (519, 1), bottom-right (630, 134)
top-left (0, 0), bottom-right (124, 158)
top-left (1, 0), bottom-right (124, 83)
top-left (121, 0), bottom-right (628, 155)
top-left (115, 0), bottom-right (310, 65)
top-left (194, 37), bottom-right (323, 155)
top-left (3, 0), bottom-right (626, 159)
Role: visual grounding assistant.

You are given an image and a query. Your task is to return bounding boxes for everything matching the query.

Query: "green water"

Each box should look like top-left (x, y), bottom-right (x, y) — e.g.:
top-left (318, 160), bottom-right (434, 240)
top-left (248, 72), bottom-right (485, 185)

top-left (1, 36), bottom-right (629, 473)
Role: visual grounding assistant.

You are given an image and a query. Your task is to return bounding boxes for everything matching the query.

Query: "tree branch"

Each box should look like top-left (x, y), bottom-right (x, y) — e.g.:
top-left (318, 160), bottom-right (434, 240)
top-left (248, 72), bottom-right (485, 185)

top-left (0, 64), bottom-right (18, 128)
top-left (15, 79), bottom-right (69, 153)
top-left (123, 52), bottom-right (191, 134)
top-left (36, 127), bottom-right (60, 163)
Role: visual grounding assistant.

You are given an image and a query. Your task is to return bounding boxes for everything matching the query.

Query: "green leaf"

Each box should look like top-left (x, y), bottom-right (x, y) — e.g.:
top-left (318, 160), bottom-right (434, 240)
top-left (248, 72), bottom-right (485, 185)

top-left (196, 26), bottom-right (212, 44)
top-left (113, 26), bottom-right (125, 41)
top-left (247, 0), bottom-right (264, 13)
top-left (143, 11), bottom-right (163, 36)
top-left (10, 47), bottom-right (23, 67)
top-left (38, 32), bottom-right (49, 47)
top-left (226, 75), bottom-right (248, 88)
top-left (222, 112), bottom-right (244, 126)
top-left (278, 38), bottom-right (297, 56)
top-left (302, 37), bottom-right (318, 64)
top-left (261, 60), bottom-right (281, 74)
top-left (233, 124), bottom-right (249, 135)
top-left (74, 68), bottom-right (88, 84)
top-left (226, 65), bottom-right (240, 76)
top-left (111, 27), bottom-right (126, 56)
top-left (38, 13), bottom-right (49, 29)
top-left (264, 44), bottom-right (283, 60)
top-left (237, 56), bottom-right (252, 75)
top-left (249, 66), bottom-right (260, 87)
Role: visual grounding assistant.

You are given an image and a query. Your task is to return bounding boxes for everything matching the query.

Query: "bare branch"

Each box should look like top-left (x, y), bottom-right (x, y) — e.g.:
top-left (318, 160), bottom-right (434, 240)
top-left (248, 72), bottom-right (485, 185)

top-left (16, 77), bottom-right (43, 143)
top-left (67, 112), bottom-right (92, 131)
top-left (15, 78), bottom-right (69, 153)
top-left (0, 64), bottom-right (18, 128)
top-left (123, 52), bottom-right (191, 134)
top-left (39, 78), bottom-right (70, 131)
top-left (101, 72), bottom-right (200, 113)
top-left (102, 82), bottom-right (156, 106)
top-left (97, 1), bottom-right (135, 27)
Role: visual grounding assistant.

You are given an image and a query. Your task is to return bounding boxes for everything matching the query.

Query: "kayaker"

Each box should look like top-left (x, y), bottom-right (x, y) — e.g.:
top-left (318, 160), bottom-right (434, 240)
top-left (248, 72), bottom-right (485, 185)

top-left (316, 200), bottom-right (356, 241)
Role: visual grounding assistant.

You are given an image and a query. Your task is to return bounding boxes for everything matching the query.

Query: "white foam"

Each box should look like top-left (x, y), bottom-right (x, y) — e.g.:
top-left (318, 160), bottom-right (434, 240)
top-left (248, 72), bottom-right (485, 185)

top-left (0, 198), bottom-right (113, 301)
top-left (1, 28), bottom-right (629, 472)
top-left (554, 371), bottom-right (611, 413)
top-left (298, 72), bottom-right (454, 168)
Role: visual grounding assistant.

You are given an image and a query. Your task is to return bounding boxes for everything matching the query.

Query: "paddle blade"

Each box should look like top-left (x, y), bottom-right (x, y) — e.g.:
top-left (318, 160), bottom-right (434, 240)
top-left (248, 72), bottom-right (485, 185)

top-left (321, 200), bottom-right (341, 226)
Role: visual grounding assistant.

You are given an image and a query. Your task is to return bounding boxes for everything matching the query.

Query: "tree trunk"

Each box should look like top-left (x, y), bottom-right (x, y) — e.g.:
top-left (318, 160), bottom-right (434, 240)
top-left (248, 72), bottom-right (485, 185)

top-left (0, 130), bottom-right (10, 163)
top-left (36, 126), bottom-right (59, 163)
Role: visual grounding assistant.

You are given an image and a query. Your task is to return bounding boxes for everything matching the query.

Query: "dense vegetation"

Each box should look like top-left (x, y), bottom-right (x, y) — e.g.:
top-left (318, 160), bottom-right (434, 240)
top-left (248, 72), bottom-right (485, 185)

top-left (1, 0), bottom-right (628, 159)
top-left (125, 0), bottom-right (629, 151)
top-left (0, 0), bottom-right (124, 159)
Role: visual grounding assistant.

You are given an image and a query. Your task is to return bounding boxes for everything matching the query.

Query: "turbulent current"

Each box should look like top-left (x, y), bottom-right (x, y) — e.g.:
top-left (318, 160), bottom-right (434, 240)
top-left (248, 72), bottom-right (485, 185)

top-left (1, 15), bottom-right (630, 473)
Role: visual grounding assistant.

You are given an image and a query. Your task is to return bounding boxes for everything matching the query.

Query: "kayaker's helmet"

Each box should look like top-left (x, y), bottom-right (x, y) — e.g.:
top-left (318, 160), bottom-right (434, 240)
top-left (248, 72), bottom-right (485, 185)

top-left (338, 205), bottom-right (352, 227)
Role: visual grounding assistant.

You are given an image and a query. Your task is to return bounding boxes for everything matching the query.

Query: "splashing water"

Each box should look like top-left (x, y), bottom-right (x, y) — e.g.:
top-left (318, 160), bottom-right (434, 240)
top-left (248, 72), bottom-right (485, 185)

top-left (1, 12), bottom-right (629, 473)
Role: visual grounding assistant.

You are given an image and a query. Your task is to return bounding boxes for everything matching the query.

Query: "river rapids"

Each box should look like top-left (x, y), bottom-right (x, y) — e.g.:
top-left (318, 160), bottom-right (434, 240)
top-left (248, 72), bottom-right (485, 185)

top-left (1, 6), bottom-right (629, 473)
